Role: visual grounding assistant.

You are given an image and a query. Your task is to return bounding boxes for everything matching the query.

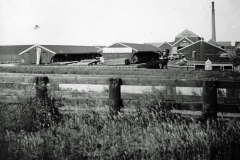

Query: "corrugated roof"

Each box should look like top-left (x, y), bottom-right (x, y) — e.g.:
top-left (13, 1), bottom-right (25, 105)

top-left (41, 45), bottom-right (100, 54)
top-left (144, 43), bottom-right (163, 48)
top-left (175, 29), bottom-right (200, 38)
top-left (217, 41), bottom-right (232, 47)
top-left (0, 45), bottom-right (34, 55)
top-left (120, 42), bottom-right (163, 52)
top-left (208, 39), bottom-right (221, 46)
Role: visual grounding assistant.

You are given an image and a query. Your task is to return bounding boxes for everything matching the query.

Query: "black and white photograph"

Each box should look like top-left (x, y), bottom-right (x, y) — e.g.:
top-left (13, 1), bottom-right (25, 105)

top-left (0, 0), bottom-right (240, 159)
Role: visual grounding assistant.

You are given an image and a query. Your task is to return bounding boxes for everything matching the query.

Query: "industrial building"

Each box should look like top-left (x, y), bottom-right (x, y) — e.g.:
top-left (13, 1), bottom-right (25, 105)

top-left (178, 40), bottom-right (226, 62)
top-left (217, 41), bottom-right (232, 49)
top-left (99, 42), bottom-right (162, 63)
top-left (174, 29), bottom-right (203, 43)
top-left (18, 45), bottom-right (102, 64)
top-left (158, 42), bottom-right (173, 55)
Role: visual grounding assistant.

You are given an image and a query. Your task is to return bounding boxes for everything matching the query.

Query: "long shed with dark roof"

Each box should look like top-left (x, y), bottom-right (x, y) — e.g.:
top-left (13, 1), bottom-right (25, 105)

top-left (41, 45), bottom-right (102, 63)
top-left (19, 45), bottom-right (102, 64)
top-left (99, 42), bottom-right (162, 63)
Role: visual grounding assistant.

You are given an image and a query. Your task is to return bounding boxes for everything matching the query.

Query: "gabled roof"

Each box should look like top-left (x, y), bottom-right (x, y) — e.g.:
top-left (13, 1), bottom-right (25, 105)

top-left (18, 45), bottom-right (57, 55)
top-left (0, 45), bottom-right (34, 55)
top-left (175, 29), bottom-right (200, 38)
top-left (144, 43), bottom-right (163, 48)
top-left (120, 42), bottom-right (163, 52)
top-left (217, 41), bottom-right (232, 47)
top-left (159, 42), bottom-right (173, 47)
top-left (41, 45), bottom-right (101, 54)
top-left (178, 40), bottom-right (226, 52)
top-left (208, 39), bottom-right (221, 46)
top-left (172, 37), bottom-right (193, 47)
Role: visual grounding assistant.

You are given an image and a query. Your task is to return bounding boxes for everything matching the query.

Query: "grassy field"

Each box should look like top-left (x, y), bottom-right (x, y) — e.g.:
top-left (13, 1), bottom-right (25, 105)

top-left (1, 89), bottom-right (240, 160)
top-left (1, 66), bottom-right (240, 159)
top-left (1, 66), bottom-right (240, 79)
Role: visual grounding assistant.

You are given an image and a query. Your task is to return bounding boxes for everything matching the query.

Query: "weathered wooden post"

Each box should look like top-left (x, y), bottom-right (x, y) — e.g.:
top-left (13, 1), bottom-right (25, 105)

top-left (202, 80), bottom-right (217, 119)
top-left (109, 78), bottom-right (121, 115)
top-left (35, 76), bottom-right (49, 101)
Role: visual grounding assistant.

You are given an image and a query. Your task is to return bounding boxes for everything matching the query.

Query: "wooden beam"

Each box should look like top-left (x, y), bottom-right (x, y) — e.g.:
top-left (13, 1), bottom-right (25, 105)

top-left (217, 80), bottom-right (240, 89)
top-left (218, 104), bottom-right (240, 113)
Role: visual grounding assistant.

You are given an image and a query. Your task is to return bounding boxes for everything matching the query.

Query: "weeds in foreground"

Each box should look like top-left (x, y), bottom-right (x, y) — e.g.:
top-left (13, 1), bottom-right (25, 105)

top-left (1, 87), bottom-right (240, 159)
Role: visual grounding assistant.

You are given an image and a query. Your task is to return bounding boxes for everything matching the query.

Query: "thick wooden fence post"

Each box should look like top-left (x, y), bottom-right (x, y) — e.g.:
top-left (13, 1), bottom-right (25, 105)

top-left (35, 76), bottom-right (49, 100)
top-left (109, 78), bottom-right (121, 115)
top-left (203, 80), bottom-right (217, 119)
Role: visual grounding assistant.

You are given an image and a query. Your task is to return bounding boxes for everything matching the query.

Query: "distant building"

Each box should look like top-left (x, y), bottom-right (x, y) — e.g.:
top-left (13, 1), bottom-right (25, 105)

top-left (99, 42), bottom-right (162, 63)
top-left (158, 42), bottom-right (173, 55)
top-left (172, 29), bottom-right (203, 54)
top-left (172, 37), bottom-right (194, 51)
top-left (178, 40), bottom-right (226, 62)
top-left (19, 45), bottom-right (102, 64)
top-left (175, 29), bottom-right (203, 43)
top-left (217, 41), bottom-right (231, 49)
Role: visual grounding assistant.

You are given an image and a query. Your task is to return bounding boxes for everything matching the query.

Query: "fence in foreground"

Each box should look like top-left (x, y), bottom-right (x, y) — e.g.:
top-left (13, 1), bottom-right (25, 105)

top-left (0, 73), bottom-right (239, 118)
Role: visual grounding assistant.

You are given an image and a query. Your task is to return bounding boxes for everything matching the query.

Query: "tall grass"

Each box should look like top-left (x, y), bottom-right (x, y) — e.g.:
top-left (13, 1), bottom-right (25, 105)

top-left (1, 88), bottom-right (240, 159)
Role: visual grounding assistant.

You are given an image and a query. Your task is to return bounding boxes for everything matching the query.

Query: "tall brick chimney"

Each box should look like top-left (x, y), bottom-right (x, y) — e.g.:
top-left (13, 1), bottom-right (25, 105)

top-left (212, 2), bottom-right (216, 41)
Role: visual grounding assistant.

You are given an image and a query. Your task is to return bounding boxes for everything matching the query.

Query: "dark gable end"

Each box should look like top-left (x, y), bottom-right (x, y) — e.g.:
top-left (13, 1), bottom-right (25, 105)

top-left (159, 42), bottom-right (172, 53)
top-left (178, 41), bottom-right (226, 62)
top-left (159, 42), bottom-right (172, 48)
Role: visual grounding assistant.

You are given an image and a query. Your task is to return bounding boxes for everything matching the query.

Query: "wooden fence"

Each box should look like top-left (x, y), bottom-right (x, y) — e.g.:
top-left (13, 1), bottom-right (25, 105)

top-left (0, 73), bottom-right (240, 118)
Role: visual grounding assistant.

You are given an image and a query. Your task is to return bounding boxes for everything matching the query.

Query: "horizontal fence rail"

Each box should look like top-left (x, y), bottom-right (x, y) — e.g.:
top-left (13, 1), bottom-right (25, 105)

top-left (0, 74), bottom-right (240, 117)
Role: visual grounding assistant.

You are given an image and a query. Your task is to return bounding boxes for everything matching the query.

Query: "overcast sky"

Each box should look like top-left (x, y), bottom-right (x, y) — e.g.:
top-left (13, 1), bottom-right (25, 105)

top-left (0, 0), bottom-right (239, 46)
